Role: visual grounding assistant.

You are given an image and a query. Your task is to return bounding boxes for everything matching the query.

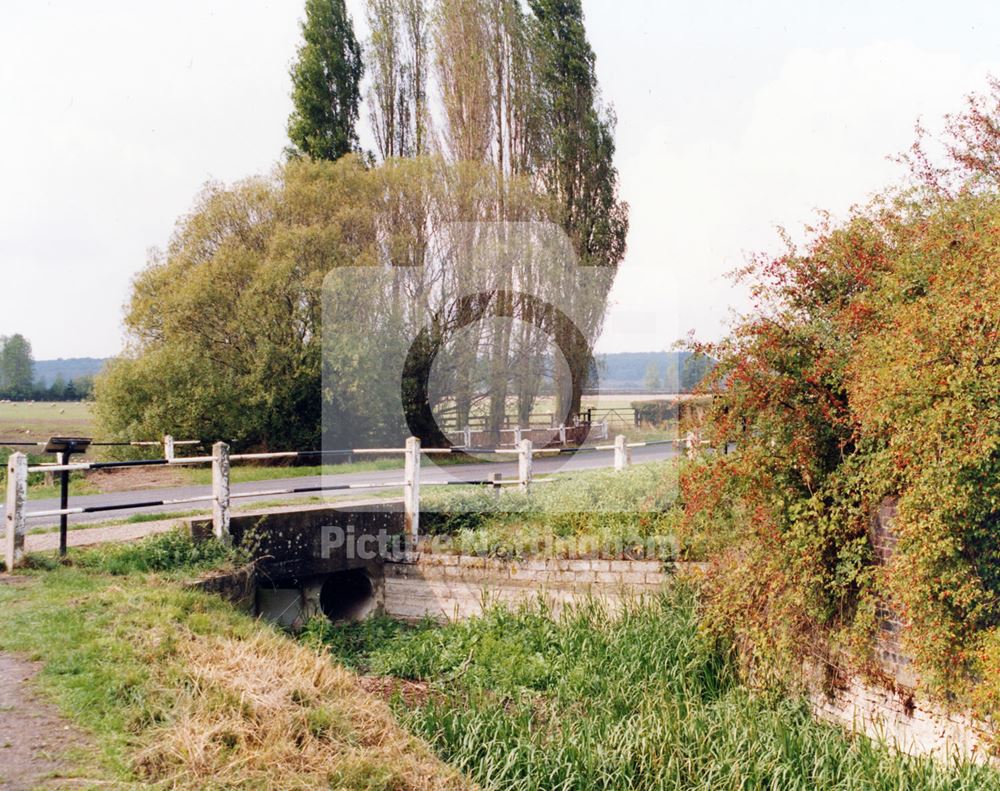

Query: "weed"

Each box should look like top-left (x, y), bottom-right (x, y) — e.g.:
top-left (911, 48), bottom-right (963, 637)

top-left (70, 528), bottom-right (242, 576)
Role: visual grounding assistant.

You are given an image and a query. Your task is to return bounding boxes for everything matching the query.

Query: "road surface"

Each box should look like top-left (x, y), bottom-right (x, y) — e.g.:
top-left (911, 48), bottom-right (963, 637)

top-left (6, 443), bottom-right (679, 530)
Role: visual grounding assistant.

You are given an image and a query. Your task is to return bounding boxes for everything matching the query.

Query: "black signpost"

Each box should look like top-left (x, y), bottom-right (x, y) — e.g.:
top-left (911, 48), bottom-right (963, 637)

top-left (43, 437), bottom-right (92, 556)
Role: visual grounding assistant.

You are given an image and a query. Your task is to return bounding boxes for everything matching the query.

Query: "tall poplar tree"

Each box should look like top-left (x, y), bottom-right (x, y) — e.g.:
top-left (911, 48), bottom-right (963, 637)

top-left (287, 0), bottom-right (364, 161)
top-left (529, 0), bottom-right (627, 268)
top-left (529, 0), bottom-right (629, 421)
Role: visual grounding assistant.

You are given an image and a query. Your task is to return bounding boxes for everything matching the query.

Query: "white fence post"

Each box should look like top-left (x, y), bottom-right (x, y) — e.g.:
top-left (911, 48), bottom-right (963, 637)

top-left (163, 434), bottom-right (175, 462)
top-left (211, 441), bottom-right (231, 542)
top-left (518, 438), bottom-right (533, 493)
top-left (404, 436), bottom-right (421, 539)
top-left (4, 452), bottom-right (27, 571)
top-left (559, 423), bottom-right (566, 446)
top-left (463, 426), bottom-right (472, 448)
top-left (614, 434), bottom-right (631, 472)
top-left (513, 426), bottom-right (522, 447)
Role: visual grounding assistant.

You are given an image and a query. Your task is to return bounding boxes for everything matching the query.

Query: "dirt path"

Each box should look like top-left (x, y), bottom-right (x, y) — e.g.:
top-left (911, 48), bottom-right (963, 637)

top-left (0, 653), bottom-right (90, 789)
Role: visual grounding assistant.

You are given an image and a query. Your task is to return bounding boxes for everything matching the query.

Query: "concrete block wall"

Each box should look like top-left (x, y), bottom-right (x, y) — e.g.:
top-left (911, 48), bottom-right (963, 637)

top-left (383, 554), bottom-right (671, 622)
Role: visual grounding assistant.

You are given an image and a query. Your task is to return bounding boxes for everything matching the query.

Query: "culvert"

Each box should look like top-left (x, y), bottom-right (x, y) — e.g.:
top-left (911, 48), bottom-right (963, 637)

top-left (320, 568), bottom-right (376, 622)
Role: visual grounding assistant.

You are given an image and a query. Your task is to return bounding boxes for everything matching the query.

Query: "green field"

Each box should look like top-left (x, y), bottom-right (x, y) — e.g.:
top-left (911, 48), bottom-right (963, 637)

top-left (0, 400), bottom-right (95, 444)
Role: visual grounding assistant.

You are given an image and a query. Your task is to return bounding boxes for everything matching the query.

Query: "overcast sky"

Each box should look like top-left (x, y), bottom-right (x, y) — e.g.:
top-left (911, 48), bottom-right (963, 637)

top-left (2, 1), bottom-right (998, 359)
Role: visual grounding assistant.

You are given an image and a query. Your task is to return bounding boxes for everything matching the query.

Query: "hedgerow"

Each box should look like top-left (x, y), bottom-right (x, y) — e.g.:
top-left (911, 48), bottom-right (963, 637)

top-left (679, 78), bottom-right (1000, 724)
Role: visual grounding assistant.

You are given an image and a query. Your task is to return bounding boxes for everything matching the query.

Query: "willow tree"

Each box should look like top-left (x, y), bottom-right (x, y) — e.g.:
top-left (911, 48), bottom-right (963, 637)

top-left (95, 156), bottom-right (555, 450)
top-left (95, 159), bottom-right (379, 449)
top-left (287, 0), bottom-right (364, 160)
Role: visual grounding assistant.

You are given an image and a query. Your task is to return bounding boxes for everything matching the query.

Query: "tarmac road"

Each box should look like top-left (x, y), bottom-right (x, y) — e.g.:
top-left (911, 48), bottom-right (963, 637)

top-left (6, 442), bottom-right (680, 530)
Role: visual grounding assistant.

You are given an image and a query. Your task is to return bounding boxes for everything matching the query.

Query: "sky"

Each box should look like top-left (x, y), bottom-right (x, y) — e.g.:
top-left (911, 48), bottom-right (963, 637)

top-left (1, 1), bottom-right (998, 360)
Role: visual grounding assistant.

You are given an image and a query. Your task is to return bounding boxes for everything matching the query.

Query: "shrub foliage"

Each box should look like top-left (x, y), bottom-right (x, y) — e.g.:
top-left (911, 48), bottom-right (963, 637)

top-left (679, 79), bottom-right (1000, 718)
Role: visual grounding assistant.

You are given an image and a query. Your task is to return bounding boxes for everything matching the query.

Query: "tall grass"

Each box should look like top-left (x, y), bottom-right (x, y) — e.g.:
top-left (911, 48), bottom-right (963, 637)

top-left (313, 589), bottom-right (997, 790)
top-left (421, 461), bottom-right (680, 559)
top-left (71, 527), bottom-right (243, 575)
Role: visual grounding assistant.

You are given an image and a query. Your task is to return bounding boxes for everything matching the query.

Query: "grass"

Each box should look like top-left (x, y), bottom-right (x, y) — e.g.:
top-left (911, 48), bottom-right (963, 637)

top-left (182, 457), bottom-right (405, 486)
top-left (0, 447), bottom-right (98, 496)
top-left (0, 530), bottom-right (469, 789)
top-left (0, 399), bottom-right (94, 443)
top-left (307, 590), bottom-right (999, 791)
top-left (420, 460), bottom-right (680, 559)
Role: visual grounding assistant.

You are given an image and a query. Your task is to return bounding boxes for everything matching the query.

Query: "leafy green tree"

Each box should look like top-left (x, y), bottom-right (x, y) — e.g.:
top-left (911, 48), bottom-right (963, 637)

top-left (0, 334), bottom-right (35, 400)
top-left (96, 156), bottom-right (558, 450)
top-left (287, 0), bottom-right (364, 161)
top-left (72, 375), bottom-right (94, 400)
top-left (680, 352), bottom-right (713, 393)
top-left (49, 374), bottom-right (66, 400)
top-left (643, 361), bottom-right (661, 392)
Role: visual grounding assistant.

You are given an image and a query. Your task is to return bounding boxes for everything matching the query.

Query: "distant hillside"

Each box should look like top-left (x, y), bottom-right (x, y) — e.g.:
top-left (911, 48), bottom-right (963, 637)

top-left (29, 353), bottom-right (708, 393)
top-left (595, 351), bottom-right (713, 393)
top-left (34, 357), bottom-right (108, 386)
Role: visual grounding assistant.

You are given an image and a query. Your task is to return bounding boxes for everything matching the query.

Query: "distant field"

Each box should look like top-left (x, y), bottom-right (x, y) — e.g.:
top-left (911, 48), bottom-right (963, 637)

top-left (0, 400), bottom-right (95, 444)
top-left (441, 393), bottom-right (702, 424)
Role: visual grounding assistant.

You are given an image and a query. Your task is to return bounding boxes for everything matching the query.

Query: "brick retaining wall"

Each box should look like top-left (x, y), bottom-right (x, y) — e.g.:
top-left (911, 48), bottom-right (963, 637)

top-left (383, 554), bottom-right (675, 621)
top-left (809, 672), bottom-right (994, 764)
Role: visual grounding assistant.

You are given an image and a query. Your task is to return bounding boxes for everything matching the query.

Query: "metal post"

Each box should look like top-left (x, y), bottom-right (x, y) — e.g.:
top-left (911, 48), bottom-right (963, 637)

top-left (57, 451), bottom-right (69, 556)
top-left (614, 434), bottom-right (631, 472)
top-left (163, 434), bottom-right (175, 462)
top-left (518, 438), bottom-right (533, 493)
top-left (404, 437), bottom-right (421, 539)
top-left (492, 471), bottom-right (502, 500)
top-left (211, 441), bottom-right (231, 542)
top-left (4, 453), bottom-right (27, 571)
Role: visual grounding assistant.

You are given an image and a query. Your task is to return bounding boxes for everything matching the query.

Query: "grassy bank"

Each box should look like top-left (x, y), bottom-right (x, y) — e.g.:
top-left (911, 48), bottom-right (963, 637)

top-left (420, 460), bottom-right (680, 559)
top-left (306, 591), bottom-right (997, 791)
top-left (0, 532), bottom-right (469, 790)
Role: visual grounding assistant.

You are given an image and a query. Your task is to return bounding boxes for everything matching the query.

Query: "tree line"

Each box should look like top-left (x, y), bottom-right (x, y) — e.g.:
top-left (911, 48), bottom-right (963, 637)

top-left (0, 334), bottom-right (94, 401)
top-left (97, 0), bottom-right (628, 450)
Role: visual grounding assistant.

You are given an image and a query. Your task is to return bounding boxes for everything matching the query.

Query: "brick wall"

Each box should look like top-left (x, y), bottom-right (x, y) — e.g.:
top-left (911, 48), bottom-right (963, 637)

top-left (383, 554), bottom-right (676, 622)
top-left (868, 496), bottom-right (916, 685)
top-left (809, 671), bottom-right (994, 764)
top-left (807, 496), bottom-right (995, 764)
